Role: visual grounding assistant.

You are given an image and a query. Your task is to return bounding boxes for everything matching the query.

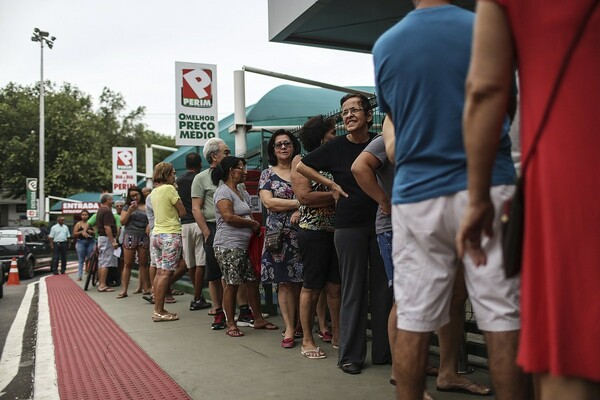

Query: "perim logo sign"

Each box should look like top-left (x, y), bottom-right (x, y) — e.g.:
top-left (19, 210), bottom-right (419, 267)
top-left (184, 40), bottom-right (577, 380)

top-left (181, 68), bottom-right (213, 108)
top-left (116, 150), bottom-right (134, 170)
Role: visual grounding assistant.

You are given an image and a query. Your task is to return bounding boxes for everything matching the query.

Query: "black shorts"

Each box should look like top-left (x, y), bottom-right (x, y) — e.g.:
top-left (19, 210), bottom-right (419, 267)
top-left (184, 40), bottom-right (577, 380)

top-left (298, 228), bottom-right (340, 289)
top-left (203, 222), bottom-right (222, 281)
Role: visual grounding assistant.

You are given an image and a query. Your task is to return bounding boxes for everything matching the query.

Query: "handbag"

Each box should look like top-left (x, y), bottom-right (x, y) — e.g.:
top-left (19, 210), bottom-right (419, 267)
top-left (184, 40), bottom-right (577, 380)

top-left (248, 227), bottom-right (266, 278)
top-left (264, 218), bottom-right (287, 253)
top-left (501, 0), bottom-right (599, 278)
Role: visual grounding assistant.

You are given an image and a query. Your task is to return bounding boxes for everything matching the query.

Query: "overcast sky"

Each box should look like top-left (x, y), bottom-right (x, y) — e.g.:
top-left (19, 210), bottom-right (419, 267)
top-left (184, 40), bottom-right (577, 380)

top-left (0, 0), bottom-right (376, 136)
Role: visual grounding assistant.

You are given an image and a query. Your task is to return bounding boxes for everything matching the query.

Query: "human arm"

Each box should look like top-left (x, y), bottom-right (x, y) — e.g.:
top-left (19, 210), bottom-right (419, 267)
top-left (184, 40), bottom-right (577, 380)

top-left (291, 155), bottom-right (335, 208)
top-left (382, 114), bottom-right (395, 164)
top-left (174, 199), bottom-right (186, 218)
top-left (258, 169), bottom-right (300, 213)
top-left (456, 1), bottom-right (514, 265)
top-left (192, 197), bottom-right (211, 239)
top-left (104, 225), bottom-right (119, 249)
top-left (120, 203), bottom-right (137, 226)
top-left (216, 199), bottom-right (261, 233)
top-left (296, 161), bottom-right (348, 201)
top-left (351, 150), bottom-right (391, 215)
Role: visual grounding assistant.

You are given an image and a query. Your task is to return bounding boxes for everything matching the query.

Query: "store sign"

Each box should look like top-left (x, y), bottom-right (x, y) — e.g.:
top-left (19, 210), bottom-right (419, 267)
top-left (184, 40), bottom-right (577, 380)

top-left (26, 178), bottom-right (38, 219)
top-left (175, 62), bottom-right (219, 146)
top-left (112, 147), bottom-right (137, 194)
top-left (61, 202), bottom-right (100, 214)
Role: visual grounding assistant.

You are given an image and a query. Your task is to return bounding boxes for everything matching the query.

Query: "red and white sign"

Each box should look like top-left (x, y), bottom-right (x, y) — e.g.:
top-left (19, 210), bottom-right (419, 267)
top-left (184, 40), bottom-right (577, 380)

top-left (112, 147), bottom-right (137, 195)
top-left (175, 62), bottom-right (219, 146)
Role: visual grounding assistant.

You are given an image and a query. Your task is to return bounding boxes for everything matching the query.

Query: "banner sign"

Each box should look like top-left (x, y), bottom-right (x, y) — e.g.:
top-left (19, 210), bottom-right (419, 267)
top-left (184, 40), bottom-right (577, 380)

top-left (175, 62), bottom-right (219, 146)
top-left (112, 147), bottom-right (137, 194)
top-left (61, 202), bottom-right (100, 215)
top-left (26, 178), bottom-right (38, 219)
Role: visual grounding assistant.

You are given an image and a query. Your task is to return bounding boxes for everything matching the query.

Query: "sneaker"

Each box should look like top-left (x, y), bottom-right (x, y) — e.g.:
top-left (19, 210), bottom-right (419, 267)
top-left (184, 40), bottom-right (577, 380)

top-left (211, 310), bottom-right (226, 330)
top-left (189, 297), bottom-right (211, 311)
top-left (237, 312), bottom-right (255, 327)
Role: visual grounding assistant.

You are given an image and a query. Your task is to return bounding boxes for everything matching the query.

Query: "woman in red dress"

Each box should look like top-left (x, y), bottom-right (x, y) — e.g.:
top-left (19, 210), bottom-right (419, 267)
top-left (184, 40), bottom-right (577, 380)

top-left (457, 1), bottom-right (600, 399)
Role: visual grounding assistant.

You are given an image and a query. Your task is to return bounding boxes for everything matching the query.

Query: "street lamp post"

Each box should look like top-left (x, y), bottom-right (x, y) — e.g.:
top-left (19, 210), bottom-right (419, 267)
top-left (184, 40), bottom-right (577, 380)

top-left (31, 28), bottom-right (55, 222)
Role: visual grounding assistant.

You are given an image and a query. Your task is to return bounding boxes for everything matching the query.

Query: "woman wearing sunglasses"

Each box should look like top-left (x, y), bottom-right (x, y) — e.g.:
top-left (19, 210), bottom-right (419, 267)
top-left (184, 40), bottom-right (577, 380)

top-left (259, 129), bottom-right (303, 348)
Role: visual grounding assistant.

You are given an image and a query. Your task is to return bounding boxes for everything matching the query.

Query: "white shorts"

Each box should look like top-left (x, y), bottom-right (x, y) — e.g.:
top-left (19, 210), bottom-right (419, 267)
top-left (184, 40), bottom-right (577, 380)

top-left (181, 223), bottom-right (206, 269)
top-left (393, 185), bottom-right (520, 333)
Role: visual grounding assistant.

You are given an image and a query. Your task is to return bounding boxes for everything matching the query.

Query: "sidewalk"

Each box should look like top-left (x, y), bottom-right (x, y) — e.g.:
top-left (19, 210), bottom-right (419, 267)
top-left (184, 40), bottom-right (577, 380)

top-left (47, 271), bottom-right (496, 399)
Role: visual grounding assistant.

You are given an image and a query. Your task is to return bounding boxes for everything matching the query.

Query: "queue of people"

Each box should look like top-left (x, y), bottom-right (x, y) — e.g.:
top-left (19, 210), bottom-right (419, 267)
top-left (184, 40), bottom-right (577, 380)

top-left (66, 3), bottom-right (600, 396)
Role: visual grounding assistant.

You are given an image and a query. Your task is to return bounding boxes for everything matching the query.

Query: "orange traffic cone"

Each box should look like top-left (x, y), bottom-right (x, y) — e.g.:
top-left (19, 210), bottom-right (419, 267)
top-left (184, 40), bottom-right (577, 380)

top-left (7, 257), bottom-right (20, 285)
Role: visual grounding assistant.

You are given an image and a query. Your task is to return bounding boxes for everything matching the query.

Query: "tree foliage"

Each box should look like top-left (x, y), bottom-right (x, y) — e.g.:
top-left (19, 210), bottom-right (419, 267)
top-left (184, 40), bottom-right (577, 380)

top-left (0, 82), bottom-right (175, 198)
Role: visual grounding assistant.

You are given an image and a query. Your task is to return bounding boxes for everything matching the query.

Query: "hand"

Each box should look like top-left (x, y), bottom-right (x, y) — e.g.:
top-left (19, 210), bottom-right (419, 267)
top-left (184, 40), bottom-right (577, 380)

top-left (130, 201), bottom-right (138, 210)
top-left (201, 228), bottom-right (211, 241)
top-left (290, 210), bottom-right (300, 225)
top-left (112, 241), bottom-right (119, 249)
top-left (455, 199), bottom-right (495, 267)
top-left (379, 199), bottom-right (392, 215)
top-left (251, 220), bottom-right (261, 235)
top-left (329, 182), bottom-right (348, 204)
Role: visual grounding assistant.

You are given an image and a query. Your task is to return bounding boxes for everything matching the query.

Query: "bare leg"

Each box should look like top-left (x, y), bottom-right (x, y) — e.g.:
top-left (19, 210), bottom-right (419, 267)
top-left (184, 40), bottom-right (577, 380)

top-left (315, 288), bottom-right (328, 333)
top-left (149, 266), bottom-right (156, 294)
top-left (236, 282), bottom-right (248, 309)
top-left (436, 266), bottom-right (491, 393)
top-left (245, 281), bottom-right (275, 327)
top-left (300, 286), bottom-right (321, 350)
top-left (538, 374), bottom-right (600, 400)
top-left (394, 329), bottom-right (430, 400)
top-left (208, 279), bottom-right (223, 312)
top-left (169, 257), bottom-right (187, 286)
top-left (388, 303), bottom-right (397, 382)
top-left (223, 283), bottom-right (239, 327)
top-left (98, 267), bottom-right (109, 290)
top-left (153, 269), bottom-right (174, 315)
top-left (192, 266), bottom-right (205, 302)
top-left (325, 282), bottom-right (341, 346)
top-left (119, 247), bottom-right (136, 296)
top-left (279, 283), bottom-right (299, 339)
top-left (485, 330), bottom-right (527, 400)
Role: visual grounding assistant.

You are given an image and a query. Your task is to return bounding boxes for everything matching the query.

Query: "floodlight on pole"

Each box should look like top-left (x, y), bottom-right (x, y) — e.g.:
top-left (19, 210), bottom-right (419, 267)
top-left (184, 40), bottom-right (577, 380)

top-left (31, 28), bottom-right (56, 222)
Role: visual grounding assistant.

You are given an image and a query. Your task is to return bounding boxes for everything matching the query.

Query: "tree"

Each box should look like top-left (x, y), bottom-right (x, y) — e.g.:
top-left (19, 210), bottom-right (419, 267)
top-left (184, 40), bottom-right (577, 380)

top-left (0, 82), bottom-right (175, 198)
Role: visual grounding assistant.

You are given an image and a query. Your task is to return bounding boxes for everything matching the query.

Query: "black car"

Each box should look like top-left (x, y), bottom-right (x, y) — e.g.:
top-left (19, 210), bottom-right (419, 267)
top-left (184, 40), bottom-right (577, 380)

top-left (0, 227), bottom-right (53, 280)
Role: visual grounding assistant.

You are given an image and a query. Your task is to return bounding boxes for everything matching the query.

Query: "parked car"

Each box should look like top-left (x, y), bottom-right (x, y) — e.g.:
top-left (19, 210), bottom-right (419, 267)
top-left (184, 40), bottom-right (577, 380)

top-left (0, 227), bottom-right (53, 280)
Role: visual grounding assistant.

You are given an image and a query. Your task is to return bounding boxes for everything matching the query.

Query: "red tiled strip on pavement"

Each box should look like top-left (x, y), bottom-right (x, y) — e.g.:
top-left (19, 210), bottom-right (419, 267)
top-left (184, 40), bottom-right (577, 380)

top-left (46, 275), bottom-right (191, 399)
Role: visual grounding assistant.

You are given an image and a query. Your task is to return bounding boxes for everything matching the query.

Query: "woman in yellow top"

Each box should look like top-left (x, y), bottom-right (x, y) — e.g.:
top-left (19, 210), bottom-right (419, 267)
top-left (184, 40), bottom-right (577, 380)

top-left (150, 162), bottom-right (186, 322)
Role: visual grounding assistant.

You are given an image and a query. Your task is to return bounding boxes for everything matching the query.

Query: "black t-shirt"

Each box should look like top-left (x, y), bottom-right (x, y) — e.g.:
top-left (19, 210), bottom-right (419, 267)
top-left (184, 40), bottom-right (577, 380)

top-left (302, 133), bottom-right (378, 229)
top-left (177, 170), bottom-right (198, 224)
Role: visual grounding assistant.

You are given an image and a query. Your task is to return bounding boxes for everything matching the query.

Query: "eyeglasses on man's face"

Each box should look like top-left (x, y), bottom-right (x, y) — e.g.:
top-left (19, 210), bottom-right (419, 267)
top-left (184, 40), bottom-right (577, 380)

top-left (341, 107), bottom-right (364, 117)
top-left (274, 140), bottom-right (293, 149)
top-left (221, 149), bottom-right (231, 156)
top-left (232, 165), bottom-right (247, 171)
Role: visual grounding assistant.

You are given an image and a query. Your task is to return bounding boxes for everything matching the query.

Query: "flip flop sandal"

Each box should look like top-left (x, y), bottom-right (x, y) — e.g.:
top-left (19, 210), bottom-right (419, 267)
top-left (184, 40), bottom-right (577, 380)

top-left (300, 347), bottom-right (326, 359)
top-left (98, 287), bottom-right (115, 292)
top-left (171, 290), bottom-right (185, 296)
top-left (152, 312), bottom-right (179, 322)
top-left (116, 293), bottom-right (128, 299)
top-left (143, 295), bottom-right (155, 304)
top-left (165, 298), bottom-right (177, 304)
top-left (281, 337), bottom-right (295, 348)
top-left (436, 382), bottom-right (493, 396)
top-left (317, 330), bottom-right (333, 342)
top-left (254, 321), bottom-right (278, 330)
top-left (132, 289), bottom-right (143, 294)
top-left (226, 327), bottom-right (244, 337)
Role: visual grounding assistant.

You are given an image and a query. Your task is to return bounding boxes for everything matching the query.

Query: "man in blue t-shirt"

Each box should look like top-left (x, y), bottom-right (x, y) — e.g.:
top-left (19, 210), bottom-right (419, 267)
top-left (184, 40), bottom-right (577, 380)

top-left (373, 1), bottom-right (525, 399)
